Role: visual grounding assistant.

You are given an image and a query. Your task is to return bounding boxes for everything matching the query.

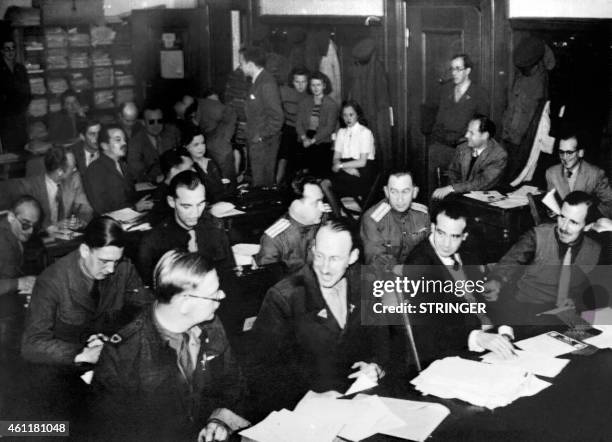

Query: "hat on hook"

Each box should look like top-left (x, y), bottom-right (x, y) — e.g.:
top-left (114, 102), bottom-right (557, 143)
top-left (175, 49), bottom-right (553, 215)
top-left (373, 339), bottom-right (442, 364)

top-left (513, 36), bottom-right (545, 68)
top-left (352, 37), bottom-right (376, 62)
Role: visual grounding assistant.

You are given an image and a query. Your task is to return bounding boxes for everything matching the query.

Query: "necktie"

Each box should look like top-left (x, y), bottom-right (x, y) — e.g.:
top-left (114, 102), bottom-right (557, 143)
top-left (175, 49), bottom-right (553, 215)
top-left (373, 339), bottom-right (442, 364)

top-left (178, 332), bottom-right (195, 381)
top-left (156, 136), bottom-right (162, 153)
top-left (556, 246), bottom-right (572, 307)
top-left (326, 287), bottom-right (347, 329)
top-left (187, 230), bottom-right (198, 252)
top-left (466, 154), bottom-right (478, 179)
top-left (90, 280), bottom-right (101, 308)
top-left (56, 183), bottom-right (65, 221)
top-left (116, 161), bottom-right (123, 176)
top-left (566, 169), bottom-right (573, 179)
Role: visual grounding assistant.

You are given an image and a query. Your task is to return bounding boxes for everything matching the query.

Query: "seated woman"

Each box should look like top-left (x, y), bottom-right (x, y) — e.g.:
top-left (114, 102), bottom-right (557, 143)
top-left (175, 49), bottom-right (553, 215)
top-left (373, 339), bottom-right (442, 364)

top-left (182, 124), bottom-right (228, 203)
top-left (295, 71), bottom-right (339, 178)
top-left (322, 100), bottom-right (376, 215)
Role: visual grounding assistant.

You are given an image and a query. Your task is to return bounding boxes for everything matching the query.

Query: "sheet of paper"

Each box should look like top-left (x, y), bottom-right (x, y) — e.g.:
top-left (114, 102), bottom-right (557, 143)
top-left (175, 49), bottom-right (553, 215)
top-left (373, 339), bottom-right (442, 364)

top-left (242, 316), bottom-right (257, 332)
top-left (508, 185), bottom-right (541, 197)
top-left (481, 350), bottom-right (570, 378)
top-left (542, 189), bottom-right (561, 215)
top-left (582, 307), bottom-right (612, 327)
top-left (106, 207), bottom-right (143, 223)
top-left (344, 372), bottom-right (378, 396)
top-left (584, 332), bottom-right (612, 349)
top-left (232, 243), bottom-right (261, 256)
top-left (464, 190), bottom-right (506, 203)
top-left (337, 395), bottom-right (401, 441)
top-left (515, 333), bottom-right (576, 357)
top-left (135, 182), bottom-right (157, 192)
top-left (490, 197), bottom-right (528, 209)
top-left (213, 208), bottom-right (246, 218)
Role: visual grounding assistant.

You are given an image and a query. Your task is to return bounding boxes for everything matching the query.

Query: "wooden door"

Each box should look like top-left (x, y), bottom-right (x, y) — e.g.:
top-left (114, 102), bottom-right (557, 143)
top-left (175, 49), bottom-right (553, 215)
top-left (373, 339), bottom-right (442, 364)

top-left (405, 3), bottom-right (484, 193)
top-left (131, 8), bottom-right (211, 113)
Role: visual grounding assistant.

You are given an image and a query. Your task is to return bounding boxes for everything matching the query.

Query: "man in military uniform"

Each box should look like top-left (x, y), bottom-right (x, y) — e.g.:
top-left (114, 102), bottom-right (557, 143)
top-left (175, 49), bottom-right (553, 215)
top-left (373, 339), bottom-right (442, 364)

top-left (361, 171), bottom-right (430, 265)
top-left (255, 175), bottom-right (329, 272)
top-left (92, 250), bottom-right (249, 442)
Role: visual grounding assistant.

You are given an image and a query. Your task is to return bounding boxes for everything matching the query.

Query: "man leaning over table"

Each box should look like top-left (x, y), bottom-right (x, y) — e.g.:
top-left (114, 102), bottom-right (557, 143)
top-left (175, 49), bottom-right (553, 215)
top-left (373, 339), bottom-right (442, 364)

top-left (432, 115), bottom-right (507, 200)
top-left (483, 191), bottom-right (601, 323)
top-left (91, 250), bottom-right (249, 442)
top-left (248, 219), bottom-right (389, 417)
top-left (83, 124), bottom-right (153, 215)
top-left (404, 199), bottom-right (515, 365)
top-left (21, 216), bottom-right (152, 419)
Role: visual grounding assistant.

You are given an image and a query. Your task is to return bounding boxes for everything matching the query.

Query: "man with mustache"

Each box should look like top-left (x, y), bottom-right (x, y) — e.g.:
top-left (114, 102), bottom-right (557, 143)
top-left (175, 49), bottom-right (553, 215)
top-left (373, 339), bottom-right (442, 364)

top-left (483, 191), bottom-right (601, 321)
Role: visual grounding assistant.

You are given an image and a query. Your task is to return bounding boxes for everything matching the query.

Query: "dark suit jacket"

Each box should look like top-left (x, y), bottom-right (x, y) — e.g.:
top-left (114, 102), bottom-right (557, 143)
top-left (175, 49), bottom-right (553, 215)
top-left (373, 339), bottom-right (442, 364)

top-left (244, 69), bottom-right (284, 141)
top-left (71, 140), bottom-right (99, 174)
top-left (47, 111), bottom-right (85, 144)
top-left (18, 173), bottom-right (93, 229)
top-left (404, 239), bottom-right (484, 365)
top-left (83, 154), bottom-right (135, 215)
top-left (546, 160), bottom-right (612, 218)
top-left (0, 216), bottom-right (24, 317)
top-left (248, 265), bottom-right (389, 414)
top-left (126, 126), bottom-right (180, 182)
top-left (447, 139), bottom-right (508, 193)
top-left (295, 95), bottom-right (339, 144)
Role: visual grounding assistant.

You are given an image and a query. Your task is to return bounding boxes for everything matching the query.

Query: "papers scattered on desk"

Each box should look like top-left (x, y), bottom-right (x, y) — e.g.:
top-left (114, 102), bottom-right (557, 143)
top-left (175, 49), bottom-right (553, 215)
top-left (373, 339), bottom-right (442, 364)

top-left (481, 350), bottom-right (569, 378)
top-left (515, 332), bottom-right (579, 357)
top-left (508, 185), bottom-right (541, 197)
top-left (241, 390), bottom-right (449, 442)
top-left (489, 197), bottom-right (529, 209)
top-left (106, 207), bottom-right (143, 223)
top-left (542, 189), bottom-right (561, 215)
top-left (464, 190), bottom-right (506, 203)
top-left (209, 201), bottom-right (245, 218)
top-left (135, 182), bottom-right (157, 192)
top-left (232, 243), bottom-right (260, 266)
top-left (411, 356), bottom-right (551, 410)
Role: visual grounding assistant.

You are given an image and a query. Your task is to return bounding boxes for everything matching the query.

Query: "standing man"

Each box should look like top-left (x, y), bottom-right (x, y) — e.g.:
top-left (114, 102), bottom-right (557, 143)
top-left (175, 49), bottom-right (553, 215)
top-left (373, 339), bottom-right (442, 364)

top-left (84, 124), bottom-right (152, 214)
top-left (404, 200), bottom-right (515, 365)
top-left (361, 171), bottom-right (430, 265)
top-left (432, 116), bottom-right (507, 200)
top-left (239, 46), bottom-right (284, 187)
top-left (0, 38), bottom-right (30, 152)
top-left (137, 170), bottom-right (233, 286)
top-left (255, 175), bottom-right (328, 272)
top-left (127, 104), bottom-right (181, 182)
top-left (546, 135), bottom-right (612, 218)
top-left (0, 196), bottom-right (40, 359)
top-left (428, 54), bottom-right (489, 195)
top-left (249, 219), bottom-right (388, 415)
top-left (92, 251), bottom-right (249, 442)
top-left (484, 191), bottom-right (601, 321)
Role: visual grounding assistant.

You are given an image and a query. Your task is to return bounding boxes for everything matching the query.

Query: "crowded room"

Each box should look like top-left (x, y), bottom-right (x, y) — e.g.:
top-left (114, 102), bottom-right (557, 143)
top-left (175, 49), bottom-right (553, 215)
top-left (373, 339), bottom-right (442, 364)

top-left (0, 0), bottom-right (611, 441)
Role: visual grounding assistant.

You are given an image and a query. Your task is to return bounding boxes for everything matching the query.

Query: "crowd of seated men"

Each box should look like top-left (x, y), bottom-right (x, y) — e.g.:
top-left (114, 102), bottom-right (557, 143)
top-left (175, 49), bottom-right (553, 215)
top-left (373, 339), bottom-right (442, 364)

top-left (0, 52), bottom-right (611, 440)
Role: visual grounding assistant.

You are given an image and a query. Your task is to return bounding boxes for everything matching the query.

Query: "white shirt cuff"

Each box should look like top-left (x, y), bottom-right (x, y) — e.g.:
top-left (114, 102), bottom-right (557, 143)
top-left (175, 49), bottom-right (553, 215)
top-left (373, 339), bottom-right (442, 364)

top-left (468, 329), bottom-right (485, 352)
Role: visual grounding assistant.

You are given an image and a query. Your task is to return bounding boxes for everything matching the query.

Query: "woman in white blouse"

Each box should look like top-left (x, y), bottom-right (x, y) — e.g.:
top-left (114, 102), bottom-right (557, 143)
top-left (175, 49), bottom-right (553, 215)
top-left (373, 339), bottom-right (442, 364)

top-left (325, 100), bottom-right (376, 209)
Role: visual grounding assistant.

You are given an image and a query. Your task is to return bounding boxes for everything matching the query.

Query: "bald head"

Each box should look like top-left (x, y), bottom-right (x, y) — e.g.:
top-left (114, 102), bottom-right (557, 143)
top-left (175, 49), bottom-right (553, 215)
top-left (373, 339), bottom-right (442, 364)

top-left (119, 102), bottom-right (139, 128)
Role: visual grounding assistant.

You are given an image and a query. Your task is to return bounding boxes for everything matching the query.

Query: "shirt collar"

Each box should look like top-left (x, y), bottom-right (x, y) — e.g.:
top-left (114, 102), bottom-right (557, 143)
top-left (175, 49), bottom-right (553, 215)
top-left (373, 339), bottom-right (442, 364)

top-left (251, 67), bottom-right (263, 83)
top-left (428, 234), bottom-right (461, 266)
top-left (320, 277), bottom-right (347, 298)
top-left (555, 227), bottom-right (584, 261)
top-left (472, 144), bottom-right (487, 157)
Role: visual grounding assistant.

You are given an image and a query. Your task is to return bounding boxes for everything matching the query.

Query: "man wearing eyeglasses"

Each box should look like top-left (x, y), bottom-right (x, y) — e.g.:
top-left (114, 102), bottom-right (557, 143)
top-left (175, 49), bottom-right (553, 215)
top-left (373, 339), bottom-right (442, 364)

top-left (22, 217), bottom-right (152, 417)
top-left (126, 104), bottom-right (181, 183)
top-left (0, 38), bottom-right (31, 152)
top-left (137, 170), bottom-right (233, 286)
top-left (546, 135), bottom-right (612, 218)
top-left (428, 53), bottom-right (489, 196)
top-left (91, 250), bottom-right (249, 442)
top-left (0, 196), bottom-right (41, 359)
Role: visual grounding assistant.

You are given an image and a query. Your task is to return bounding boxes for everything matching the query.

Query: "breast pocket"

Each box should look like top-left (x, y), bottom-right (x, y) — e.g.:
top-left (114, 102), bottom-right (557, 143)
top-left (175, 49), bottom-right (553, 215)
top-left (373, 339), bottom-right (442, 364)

top-left (55, 307), bottom-right (91, 344)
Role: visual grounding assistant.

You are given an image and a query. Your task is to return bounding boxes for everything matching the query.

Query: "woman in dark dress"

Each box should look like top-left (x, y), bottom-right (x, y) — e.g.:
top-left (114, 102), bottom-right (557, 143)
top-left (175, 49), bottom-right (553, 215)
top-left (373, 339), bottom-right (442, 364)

top-left (181, 124), bottom-right (228, 203)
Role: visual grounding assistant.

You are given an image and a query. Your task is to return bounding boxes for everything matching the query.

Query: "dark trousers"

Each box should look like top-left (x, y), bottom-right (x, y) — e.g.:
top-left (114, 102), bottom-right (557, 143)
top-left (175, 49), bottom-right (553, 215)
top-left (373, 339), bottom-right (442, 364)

top-left (248, 133), bottom-right (281, 187)
top-left (427, 142), bottom-right (456, 196)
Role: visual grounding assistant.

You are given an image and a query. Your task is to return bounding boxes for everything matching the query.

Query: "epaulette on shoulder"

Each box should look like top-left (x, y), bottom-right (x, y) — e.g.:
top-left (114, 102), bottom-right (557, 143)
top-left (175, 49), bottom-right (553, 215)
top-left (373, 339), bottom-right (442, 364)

top-left (370, 202), bottom-right (391, 223)
top-left (264, 218), bottom-right (291, 238)
top-left (111, 316), bottom-right (145, 344)
top-left (411, 202), bottom-right (429, 214)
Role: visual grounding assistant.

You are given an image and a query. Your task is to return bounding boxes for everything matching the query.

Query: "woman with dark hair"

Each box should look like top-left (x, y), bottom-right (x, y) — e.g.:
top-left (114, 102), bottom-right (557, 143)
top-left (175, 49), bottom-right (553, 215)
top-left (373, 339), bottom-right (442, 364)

top-left (181, 125), bottom-right (228, 203)
top-left (295, 71), bottom-right (339, 178)
top-left (322, 100), bottom-right (377, 215)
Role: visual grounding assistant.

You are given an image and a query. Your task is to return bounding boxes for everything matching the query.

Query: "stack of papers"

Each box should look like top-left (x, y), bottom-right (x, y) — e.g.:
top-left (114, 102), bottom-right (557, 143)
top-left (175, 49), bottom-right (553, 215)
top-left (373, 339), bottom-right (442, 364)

top-left (106, 207), bottom-right (149, 231)
top-left (209, 201), bottom-right (245, 218)
top-left (481, 350), bottom-right (569, 378)
top-left (464, 190), bottom-right (506, 203)
top-left (241, 390), bottom-right (449, 442)
top-left (515, 332), bottom-right (582, 357)
top-left (411, 357), bottom-right (551, 409)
